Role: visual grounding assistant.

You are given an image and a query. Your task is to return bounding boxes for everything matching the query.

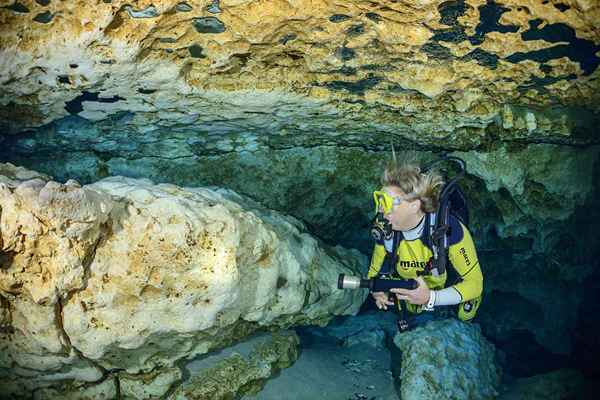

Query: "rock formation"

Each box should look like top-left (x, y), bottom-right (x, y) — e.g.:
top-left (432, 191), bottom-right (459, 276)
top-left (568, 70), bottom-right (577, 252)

top-left (1, 0), bottom-right (598, 146)
top-left (0, 162), bottom-right (366, 398)
top-left (172, 331), bottom-right (299, 400)
top-left (393, 318), bottom-right (501, 400)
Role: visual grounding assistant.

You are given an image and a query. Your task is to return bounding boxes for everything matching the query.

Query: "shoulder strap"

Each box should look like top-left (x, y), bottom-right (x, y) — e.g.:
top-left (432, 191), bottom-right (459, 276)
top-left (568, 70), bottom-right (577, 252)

top-left (429, 210), bottom-right (450, 277)
top-left (380, 231), bottom-right (403, 277)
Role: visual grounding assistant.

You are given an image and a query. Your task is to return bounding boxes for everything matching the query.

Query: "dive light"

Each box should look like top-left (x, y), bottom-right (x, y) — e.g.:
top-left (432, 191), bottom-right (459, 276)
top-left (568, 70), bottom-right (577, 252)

top-left (337, 274), bottom-right (418, 292)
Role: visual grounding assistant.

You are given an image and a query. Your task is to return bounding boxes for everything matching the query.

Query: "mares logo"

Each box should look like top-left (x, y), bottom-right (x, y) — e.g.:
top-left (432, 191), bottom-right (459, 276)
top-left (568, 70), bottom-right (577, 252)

top-left (398, 260), bottom-right (428, 269)
top-left (459, 247), bottom-right (471, 266)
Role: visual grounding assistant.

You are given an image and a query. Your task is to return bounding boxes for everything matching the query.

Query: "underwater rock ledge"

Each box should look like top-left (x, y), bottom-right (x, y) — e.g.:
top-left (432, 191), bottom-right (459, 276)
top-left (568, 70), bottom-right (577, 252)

top-left (0, 162), bottom-right (367, 399)
top-left (1, 0), bottom-right (599, 145)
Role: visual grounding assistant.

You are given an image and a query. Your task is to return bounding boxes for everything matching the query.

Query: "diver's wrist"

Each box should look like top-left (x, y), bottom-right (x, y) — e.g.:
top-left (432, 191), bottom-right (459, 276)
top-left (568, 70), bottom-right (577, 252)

top-left (424, 290), bottom-right (436, 311)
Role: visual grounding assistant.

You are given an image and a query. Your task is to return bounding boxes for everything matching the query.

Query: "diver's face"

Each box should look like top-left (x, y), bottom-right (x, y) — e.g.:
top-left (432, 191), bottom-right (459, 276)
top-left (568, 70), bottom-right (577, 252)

top-left (381, 186), bottom-right (421, 231)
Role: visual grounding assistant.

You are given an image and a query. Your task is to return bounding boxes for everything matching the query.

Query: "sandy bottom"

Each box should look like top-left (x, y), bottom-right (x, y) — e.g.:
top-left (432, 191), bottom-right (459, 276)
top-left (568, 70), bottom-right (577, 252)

top-left (243, 332), bottom-right (400, 400)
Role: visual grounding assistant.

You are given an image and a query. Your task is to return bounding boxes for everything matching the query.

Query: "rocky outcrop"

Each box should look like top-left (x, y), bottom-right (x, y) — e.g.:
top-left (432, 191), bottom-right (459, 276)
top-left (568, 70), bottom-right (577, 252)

top-left (172, 331), bottom-right (300, 400)
top-left (120, 367), bottom-right (182, 400)
top-left (393, 319), bottom-right (501, 400)
top-left (0, 163), bottom-right (367, 398)
top-left (300, 310), bottom-right (398, 350)
top-left (457, 143), bottom-right (599, 253)
top-left (1, 0), bottom-right (599, 146)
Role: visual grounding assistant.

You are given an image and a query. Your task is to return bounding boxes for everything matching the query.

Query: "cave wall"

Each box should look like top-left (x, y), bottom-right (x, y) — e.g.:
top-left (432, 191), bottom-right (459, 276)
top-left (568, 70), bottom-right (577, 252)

top-left (2, 117), bottom-right (599, 359)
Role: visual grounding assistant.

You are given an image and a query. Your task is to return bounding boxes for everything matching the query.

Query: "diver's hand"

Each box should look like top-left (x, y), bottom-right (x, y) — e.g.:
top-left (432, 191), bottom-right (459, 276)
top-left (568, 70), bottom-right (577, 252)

top-left (390, 276), bottom-right (430, 305)
top-left (372, 291), bottom-right (394, 310)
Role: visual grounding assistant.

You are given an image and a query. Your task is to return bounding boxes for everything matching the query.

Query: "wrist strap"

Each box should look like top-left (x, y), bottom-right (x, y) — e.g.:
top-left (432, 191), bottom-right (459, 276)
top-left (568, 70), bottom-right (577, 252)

top-left (424, 290), bottom-right (436, 311)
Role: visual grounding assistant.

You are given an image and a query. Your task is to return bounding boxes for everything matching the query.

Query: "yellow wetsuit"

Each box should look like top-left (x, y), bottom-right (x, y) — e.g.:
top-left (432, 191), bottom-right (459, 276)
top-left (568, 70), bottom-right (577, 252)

top-left (367, 213), bottom-right (483, 321)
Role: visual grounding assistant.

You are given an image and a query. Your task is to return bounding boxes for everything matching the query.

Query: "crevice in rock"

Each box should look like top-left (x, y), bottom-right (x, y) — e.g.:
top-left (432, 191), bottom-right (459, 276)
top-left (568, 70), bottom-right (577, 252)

top-left (279, 33), bottom-right (296, 45)
top-left (188, 44), bottom-right (205, 59)
top-left (54, 297), bottom-right (72, 354)
top-left (32, 10), bottom-right (53, 23)
top-left (0, 293), bottom-right (15, 336)
top-left (2, 1), bottom-right (29, 13)
top-left (0, 249), bottom-right (17, 270)
top-left (346, 23), bottom-right (365, 37)
top-left (365, 12), bottom-right (381, 23)
top-left (329, 14), bottom-right (351, 23)
top-left (206, 0), bottom-right (221, 14)
top-left (469, 0), bottom-right (519, 45)
top-left (506, 19), bottom-right (600, 76)
top-left (57, 218), bottom-right (113, 357)
top-left (115, 374), bottom-right (121, 400)
top-left (64, 91), bottom-right (126, 115)
top-left (192, 16), bottom-right (226, 34)
top-left (104, 10), bottom-right (125, 33)
top-left (553, 2), bottom-right (570, 12)
top-left (124, 5), bottom-right (159, 19)
top-left (175, 2), bottom-right (193, 13)
top-left (324, 74), bottom-right (383, 95)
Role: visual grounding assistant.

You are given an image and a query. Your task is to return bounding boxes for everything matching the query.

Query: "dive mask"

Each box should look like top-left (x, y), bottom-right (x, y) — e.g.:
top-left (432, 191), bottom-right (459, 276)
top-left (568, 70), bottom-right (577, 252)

top-left (372, 190), bottom-right (401, 214)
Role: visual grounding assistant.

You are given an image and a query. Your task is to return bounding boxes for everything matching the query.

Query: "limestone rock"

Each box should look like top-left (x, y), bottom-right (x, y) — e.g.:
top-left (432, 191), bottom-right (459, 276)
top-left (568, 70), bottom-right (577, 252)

top-left (0, 163), bottom-right (114, 305)
top-left (1, 0), bottom-right (598, 146)
top-left (120, 367), bottom-right (183, 400)
top-left (171, 331), bottom-right (300, 400)
top-left (31, 378), bottom-right (118, 400)
top-left (301, 310), bottom-right (397, 349)
top-left (0, 164), bottom-right (367, 398)
top-left (393, 319), bottom-right (501, 400)
top-left (455, 143), bottom-right (600, 252)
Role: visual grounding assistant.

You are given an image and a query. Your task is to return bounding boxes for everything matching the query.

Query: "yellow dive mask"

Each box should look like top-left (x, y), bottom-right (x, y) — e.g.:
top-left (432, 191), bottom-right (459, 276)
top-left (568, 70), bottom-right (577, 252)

top-left (372, 190), bottom-right (402, 214)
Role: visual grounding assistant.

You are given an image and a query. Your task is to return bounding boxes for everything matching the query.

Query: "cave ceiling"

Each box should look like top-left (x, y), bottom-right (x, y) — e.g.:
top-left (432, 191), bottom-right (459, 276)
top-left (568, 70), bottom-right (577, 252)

top-left (0, 0), bottom-right (599, 150)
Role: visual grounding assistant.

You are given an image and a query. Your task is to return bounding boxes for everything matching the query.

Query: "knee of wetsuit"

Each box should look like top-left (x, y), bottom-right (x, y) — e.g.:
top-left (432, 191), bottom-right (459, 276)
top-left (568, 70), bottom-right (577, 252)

top-left (457, 296), bottom-right (482, 321)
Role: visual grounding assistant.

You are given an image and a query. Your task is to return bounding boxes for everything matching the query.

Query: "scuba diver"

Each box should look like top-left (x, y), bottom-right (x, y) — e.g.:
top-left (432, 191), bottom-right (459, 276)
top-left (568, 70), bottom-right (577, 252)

top-left (367, 155), bottom-right (483, 331)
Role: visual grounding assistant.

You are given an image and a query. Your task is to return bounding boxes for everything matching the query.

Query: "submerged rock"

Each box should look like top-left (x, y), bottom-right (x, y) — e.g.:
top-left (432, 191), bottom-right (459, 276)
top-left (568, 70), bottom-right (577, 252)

top-left (301, 310), bottom-right (397, 349)
top-left (171, 331), bottom-right (299, 400)
top-left (393, 319), bottom-right (501, 400)
top-left (119, 367), bottom-right (182, 400)
top-left (31, 378), bottom-right (118, 400)
top-left (0, 163), bottom-right (366, 398)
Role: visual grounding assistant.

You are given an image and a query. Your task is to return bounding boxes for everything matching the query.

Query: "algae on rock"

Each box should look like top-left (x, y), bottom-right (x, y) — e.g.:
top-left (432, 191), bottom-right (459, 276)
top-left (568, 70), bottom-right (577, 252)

top-left (393, 319), bottom-right (501, 400)
top-left (171, 331), bottom-right (300, 400)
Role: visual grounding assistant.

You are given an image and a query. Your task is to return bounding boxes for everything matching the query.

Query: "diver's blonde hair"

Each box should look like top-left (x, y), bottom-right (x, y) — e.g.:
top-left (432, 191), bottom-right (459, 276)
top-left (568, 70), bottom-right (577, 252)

top-left (381, 161), bottom-right (445, 213)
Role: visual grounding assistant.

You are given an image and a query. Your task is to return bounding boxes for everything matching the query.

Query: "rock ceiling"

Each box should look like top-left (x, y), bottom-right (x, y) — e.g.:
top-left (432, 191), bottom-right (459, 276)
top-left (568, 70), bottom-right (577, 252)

top-left (1, 0), bottom-right (599, 149)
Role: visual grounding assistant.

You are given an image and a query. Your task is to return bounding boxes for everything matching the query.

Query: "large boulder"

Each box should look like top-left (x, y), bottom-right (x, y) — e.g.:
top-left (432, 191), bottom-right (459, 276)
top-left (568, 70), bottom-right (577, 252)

top-left (0, 163), bottom-right (367, 398)
top-left (393, 319), bottom-right (501, 400)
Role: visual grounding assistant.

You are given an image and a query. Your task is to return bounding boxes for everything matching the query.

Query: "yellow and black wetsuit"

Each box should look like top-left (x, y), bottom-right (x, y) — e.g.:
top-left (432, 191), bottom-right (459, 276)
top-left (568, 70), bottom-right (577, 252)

top-left (367, 213), bottom-right (483, 321)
